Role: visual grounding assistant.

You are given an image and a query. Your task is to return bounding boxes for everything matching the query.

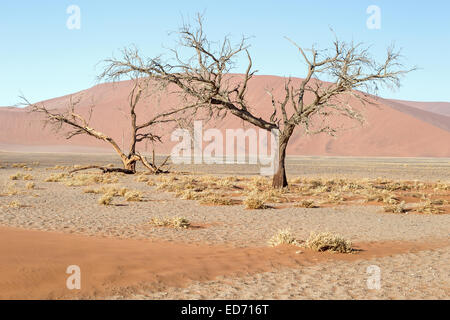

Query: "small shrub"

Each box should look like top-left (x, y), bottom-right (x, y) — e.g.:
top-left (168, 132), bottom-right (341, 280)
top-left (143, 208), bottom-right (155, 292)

top-left (383, 201), bottom-right (406, 213)
top-left (416, 200), bottom-right (445, 214)
top-left (98, 194), bottom-right (113, 206)
top-left (198, 193), bottom-right (232, 206)
top-left (268, 230), bottom-right (299, 247)
top-left (45, 173), bottom-right (68, 182)
top-left (294, 200), bottom-right (317, 208)
top-left (26, 182), bottom-right (35, 190)
top-left (124, 190), bottom-right (143, 202)
top-left (7, 201), bottom-right (22, 208)
top-left (9, 172), bottom-right (23, 180)
top-left (243, 192), bottom-right (267, 209)
top-left (149, 217), bottom-right (191, 229)
top-left (304, 232), bottom-right (353, 253)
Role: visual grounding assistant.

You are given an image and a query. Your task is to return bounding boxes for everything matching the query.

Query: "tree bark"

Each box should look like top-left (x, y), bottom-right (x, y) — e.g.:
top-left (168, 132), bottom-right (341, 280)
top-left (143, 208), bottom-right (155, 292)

top-left (272, 139), bottom-right (288, 188)
top-left (272, 125), bottom-right (294, 188)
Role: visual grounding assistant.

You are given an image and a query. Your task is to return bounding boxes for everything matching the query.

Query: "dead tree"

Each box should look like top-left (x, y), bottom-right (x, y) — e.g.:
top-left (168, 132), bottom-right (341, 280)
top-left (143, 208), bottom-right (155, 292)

top-left (23, 78), bottom-right (185, 174)
top-left (100, 14), bottom-right (414, 187)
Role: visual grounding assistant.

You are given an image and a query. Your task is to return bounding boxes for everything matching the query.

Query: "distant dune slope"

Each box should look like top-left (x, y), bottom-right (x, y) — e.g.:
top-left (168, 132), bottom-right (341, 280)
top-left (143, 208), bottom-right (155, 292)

top-left (387, 99), bottom-right (450, 117)
top-left (0, 75), bottom-right (449, 157)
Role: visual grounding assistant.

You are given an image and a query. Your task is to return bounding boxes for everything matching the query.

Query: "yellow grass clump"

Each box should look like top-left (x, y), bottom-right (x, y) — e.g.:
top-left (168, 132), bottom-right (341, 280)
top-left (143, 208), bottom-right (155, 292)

top-left (65, 173), bottom-right (119, 186)
top-left (198, 193), bottom-right (233, 206)
top-left (243, 192), bottom-right (267, 209)
top-left (304, 232), bottom-right (353, 253)
top-left (9, 172), bottom-right (33, 181)
top-left (1, 182), bottom-right (20, 196)
top-left (268, 230), bottom-right (299, 247)
top-left (416, 200), bottom-right (445, 214)
top-left (44, 173), bottom-right (68, 182)
top-left (149, 217), bottom-right (191, 229)
top-left (383, 201), bottom-right (407, 213)
top-left (12, 163), bottom-right (27, 168)
top-left (124, 190), bottom-right (143, 202)
top-left (26, 182), bottom-right (36, 190)
top-left (294, 200), bottom-right (317, 208)
top-left (98, 194), bottom-right (113, 206)
top-left (7, 201), bottom-right (23, 208)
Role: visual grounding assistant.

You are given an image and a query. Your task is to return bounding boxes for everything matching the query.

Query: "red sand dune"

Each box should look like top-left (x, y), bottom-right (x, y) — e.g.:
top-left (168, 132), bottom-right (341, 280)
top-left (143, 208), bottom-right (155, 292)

top-left (0, 75), bottom-right (449, 157)
top-left (0, 226), bottom-right (447, 299)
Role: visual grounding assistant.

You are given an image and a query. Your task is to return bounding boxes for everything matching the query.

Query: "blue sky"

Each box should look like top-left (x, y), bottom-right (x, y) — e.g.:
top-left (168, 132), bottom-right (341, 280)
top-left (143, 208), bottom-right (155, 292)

top-left (1, 0), bottom-right (449, 106)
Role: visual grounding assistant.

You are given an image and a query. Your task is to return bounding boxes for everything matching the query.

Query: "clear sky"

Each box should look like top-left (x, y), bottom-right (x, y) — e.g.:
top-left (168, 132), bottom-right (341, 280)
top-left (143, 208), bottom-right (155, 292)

top-left (1, 0), bottom-right (449, 106)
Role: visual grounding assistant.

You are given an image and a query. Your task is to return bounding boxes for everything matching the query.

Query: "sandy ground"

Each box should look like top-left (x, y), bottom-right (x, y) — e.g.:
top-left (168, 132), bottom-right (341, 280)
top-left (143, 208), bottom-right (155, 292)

top-left (0, 152), bottom-right (449, 299)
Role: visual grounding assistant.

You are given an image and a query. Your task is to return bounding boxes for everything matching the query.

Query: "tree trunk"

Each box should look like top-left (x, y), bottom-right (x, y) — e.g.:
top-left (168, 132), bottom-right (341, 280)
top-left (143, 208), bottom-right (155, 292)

top-left (122, 155), bottom-right (138, 173)
top-left (272, 139), bottom-right (288, 188)
top-left (272, 125), bottom-right (294, 188)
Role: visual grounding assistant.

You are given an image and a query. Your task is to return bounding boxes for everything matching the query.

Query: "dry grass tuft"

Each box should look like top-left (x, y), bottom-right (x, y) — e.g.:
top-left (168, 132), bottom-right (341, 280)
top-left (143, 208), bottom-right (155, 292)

top-left (12, 163), bottom-right (27, 168)
top-left (2, 182), bottom-right (20, 196)
top-left (294, 200), bottom-right (317, 208)
top-left (7, 201), bottom-right (23, 208)
top-left (198, 193), bottom-right (233, 206)
top-left (416, 200), bottom-right (445, 214)
top-left (45, 173), bottom-right (68, 182)
top-left (383, 201), bottom-right (406, 213)
top-left (124, 190), bottom-right (143, 202)
top-left (98, 194), bottom-right (113, 206)
top-left (303, 232), bottom-right (353, 253)
top-left (149, 217), bottom-right (191, 229)
top-left (243, 192), bottom-right (267, 209)
top-left (268, 230), bottom-right (299, 247)
top-left (9, 172), bottom-right (33, 181)
top-left (26, 182), bottom-right (36, 190)
top-left (65, 173), bottom-right (118, 186)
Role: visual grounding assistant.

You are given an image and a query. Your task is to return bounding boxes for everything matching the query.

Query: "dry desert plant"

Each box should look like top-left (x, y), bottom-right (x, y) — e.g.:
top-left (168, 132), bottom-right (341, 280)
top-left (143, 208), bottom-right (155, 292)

top-left (44, 173), bottom-right (69, 182)
top-left (124, 190), bottom-right (143, 202)
top-left (268, 230), bottom-right (299, 247)
top-left (294, 200), bottom-right (317, 208)
top-left (304, 232), bottom-right (353, 253)
top-left (149, 217), bottom-right (191, 229)
top-left (98, 194), bottom-right (114, 206)
top-left (7, 201), bottom-right (23, 208)
top-left (25, 182), bottom-right (36, 190)
top-left (416, 200), bottom-right (445, 214)
top-left (383, 201), bottom-right (407, 213)
top-left (243, 192), bottom-right (267, 209)
top-left (198, 193), bottom-right (233, 206)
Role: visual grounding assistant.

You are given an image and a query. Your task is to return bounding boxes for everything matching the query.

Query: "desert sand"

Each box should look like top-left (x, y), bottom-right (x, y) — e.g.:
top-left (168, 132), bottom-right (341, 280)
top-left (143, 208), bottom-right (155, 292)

top-left (0, 152), bottom-right (448, 299)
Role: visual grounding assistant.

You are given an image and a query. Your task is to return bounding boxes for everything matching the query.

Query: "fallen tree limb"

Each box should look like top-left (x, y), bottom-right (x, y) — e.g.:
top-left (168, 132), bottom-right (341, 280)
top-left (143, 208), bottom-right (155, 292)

top-left (69, 165), bottom-right (135, 174)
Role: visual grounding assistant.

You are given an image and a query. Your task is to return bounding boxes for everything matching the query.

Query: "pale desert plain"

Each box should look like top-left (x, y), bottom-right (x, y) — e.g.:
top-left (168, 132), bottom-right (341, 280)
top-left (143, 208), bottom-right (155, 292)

top-left (0, 70), bottom-right (450, 300)
top-left (0, 151), bottom-right (449, 300)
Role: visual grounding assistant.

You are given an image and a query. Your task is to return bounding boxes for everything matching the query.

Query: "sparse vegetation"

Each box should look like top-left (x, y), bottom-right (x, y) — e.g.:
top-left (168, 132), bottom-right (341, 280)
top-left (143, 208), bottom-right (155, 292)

top-left (124, 190), bottom-right (143, 202)
top-left (416, 200), bottom-right (445, 214)
top-left (98, 194), bottom-right (113, 206)
top-left (26, 182), bottom-right (35, 190)
top-left (243, 192), bottom-right (267, 209)
top-left (149, 217), bottom-right (191, 229)
top-left (268, 230), bottom-right (299, 247)
top-left (383, 201), bottom-right (407, 213)
top-left (294, 200), bottom-right (317, 208)
top-left (303, 232), bottom-right (353, 253)
top-left (9, 172), bottom-right (32, 181)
